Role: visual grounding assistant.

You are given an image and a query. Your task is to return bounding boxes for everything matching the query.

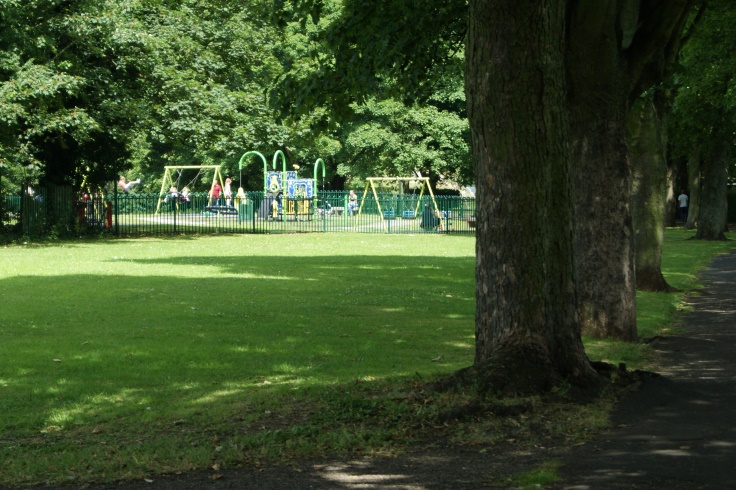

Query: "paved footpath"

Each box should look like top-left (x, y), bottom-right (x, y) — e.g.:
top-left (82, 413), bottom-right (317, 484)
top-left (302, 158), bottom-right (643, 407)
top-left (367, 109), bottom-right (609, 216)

top-left (559, 250), bottom-right (736, 489)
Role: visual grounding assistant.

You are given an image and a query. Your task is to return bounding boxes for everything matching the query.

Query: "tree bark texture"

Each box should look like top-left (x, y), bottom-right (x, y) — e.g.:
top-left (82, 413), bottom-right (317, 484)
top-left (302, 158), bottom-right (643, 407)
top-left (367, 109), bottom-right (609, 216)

top-left (567, 1), bottom-right (637, 340)
top-left (686, 152), bottom-right (701, 229)
top-left (468, 0), bottom-right (598, 393)
top-left (566, 0), bottom-right (693, 340)
top-left (695, 140), bottom-right (730, 240)
top-left (665, 165), bottom-right (678, 227)
top-left (628, 98), bottom-right (673, 292)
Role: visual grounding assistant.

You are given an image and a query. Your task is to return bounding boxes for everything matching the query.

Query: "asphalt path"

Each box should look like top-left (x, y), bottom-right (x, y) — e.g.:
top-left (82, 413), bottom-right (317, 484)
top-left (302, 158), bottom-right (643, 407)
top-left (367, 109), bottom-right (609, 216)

top-left (558, 250), bottom-right (736, 489)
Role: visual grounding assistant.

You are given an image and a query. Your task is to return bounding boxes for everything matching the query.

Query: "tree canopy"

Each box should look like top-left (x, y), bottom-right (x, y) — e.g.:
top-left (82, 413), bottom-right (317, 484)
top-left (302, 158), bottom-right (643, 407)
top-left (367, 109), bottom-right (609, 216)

top-left (670, 0), bottom-right (736, 171)
top-left (0, 0), bottom-right (471, 193)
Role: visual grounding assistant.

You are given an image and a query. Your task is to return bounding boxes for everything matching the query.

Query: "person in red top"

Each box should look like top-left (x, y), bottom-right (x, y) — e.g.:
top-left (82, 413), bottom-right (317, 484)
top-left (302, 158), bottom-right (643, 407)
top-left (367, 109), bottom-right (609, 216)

top-left (209, 179), bottom-right (222, 206)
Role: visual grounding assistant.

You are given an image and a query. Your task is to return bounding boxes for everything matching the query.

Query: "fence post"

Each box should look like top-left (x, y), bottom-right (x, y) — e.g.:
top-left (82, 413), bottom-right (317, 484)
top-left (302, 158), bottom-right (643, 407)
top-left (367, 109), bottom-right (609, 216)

top-left (323, 196), bottom-right (327, 233)
top-left (173, 196), bottom-right (177, 233)
top-left (114, 185), bottom-right (119, 236)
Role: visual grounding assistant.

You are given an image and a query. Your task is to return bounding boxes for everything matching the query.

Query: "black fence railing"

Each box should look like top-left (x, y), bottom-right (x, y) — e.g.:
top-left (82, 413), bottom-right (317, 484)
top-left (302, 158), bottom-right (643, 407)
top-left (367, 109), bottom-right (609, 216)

top-left (2, 185), bottom-right (80, 237)
top-left (2, 189), bottom-right (477, 237)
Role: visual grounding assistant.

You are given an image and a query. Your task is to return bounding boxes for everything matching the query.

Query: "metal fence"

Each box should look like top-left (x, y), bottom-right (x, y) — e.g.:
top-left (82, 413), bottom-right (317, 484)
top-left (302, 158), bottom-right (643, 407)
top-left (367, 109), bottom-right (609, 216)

top-left (2, 189), bottom-right (477, 236)
top-left (1, 185), bottom-right (80, 237)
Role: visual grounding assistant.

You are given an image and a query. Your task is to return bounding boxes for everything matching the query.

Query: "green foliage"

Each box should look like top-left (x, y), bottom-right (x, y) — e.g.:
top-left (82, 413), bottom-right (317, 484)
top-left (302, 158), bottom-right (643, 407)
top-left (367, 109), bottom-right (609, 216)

top-left (270, 0), bottom-right (471, 185)
top-left (125, 1), bottom-right (289, 171)
top-left (2, 0), bottom-right (471, 197)
top-left (270, 0), bottom-right (467, 118)
top-left (0, 0), bottom-right (293, 191)
top-left (670, 0), bottom-right (736, 161)
top-left (337, 98), bottom-right (470, 183)
top-left (0, 0), bottom-right (146, 187)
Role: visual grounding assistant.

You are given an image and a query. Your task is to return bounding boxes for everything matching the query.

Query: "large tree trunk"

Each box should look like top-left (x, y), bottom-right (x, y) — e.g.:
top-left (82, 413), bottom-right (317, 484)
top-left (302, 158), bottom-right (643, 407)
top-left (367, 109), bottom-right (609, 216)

top-left (467, 0), bottom-right (600, 394)
top-left (665, 158), bottom-right (679, 227)
top-left (567, 3), bottom-right (637, 341)
top-left (463, 0), bottom-right (694, 393)
top-left (565, 1), bottom-right (693, 341)
top-left (695, 140), bottom-right (730, 240)
top-left (628, 98), bottom-right (674, 292)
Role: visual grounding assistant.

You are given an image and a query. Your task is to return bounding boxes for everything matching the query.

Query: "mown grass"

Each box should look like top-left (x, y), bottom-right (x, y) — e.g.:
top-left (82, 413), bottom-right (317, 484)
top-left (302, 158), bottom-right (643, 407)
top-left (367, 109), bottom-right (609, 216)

top-left (0, 229), bottom-right (732, 486)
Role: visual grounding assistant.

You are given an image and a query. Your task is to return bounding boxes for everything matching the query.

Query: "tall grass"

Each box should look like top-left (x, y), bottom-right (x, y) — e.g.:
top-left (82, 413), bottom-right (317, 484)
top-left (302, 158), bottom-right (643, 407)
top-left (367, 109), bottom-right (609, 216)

top-left (0, 229), bottom-right (732, 486)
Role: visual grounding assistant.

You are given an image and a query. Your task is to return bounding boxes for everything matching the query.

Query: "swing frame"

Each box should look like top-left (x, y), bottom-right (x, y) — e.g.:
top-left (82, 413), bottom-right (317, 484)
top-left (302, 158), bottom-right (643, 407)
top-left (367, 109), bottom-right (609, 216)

top-left (155, 165), bottom-right (226, 214)
top-left (358, 177), bottom-right (442, 231)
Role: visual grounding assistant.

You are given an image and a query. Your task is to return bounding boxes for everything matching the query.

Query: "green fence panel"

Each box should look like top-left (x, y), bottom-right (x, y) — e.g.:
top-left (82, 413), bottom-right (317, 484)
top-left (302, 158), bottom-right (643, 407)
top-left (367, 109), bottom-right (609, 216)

top-left (4, 189), bottom-right (477, 237)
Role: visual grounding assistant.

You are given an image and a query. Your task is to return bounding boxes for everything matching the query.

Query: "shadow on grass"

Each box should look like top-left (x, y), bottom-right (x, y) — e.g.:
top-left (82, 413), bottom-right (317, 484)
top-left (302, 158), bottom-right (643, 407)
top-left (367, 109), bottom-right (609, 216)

top-left (1, 255), bottom-right (475, 435)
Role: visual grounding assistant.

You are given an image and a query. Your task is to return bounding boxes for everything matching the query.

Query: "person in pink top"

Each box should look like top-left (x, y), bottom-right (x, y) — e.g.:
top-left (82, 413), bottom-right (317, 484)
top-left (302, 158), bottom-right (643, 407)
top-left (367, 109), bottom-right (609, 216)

top-left (209, 179), bottom-right (222, 206)
top-left (118, 176), bottom-right (141, 193)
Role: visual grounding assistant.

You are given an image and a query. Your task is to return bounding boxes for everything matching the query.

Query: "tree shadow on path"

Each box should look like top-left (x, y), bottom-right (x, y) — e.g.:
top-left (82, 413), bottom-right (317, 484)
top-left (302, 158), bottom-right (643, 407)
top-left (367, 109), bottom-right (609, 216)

top-left (558, 251), bottom-right (736, 489)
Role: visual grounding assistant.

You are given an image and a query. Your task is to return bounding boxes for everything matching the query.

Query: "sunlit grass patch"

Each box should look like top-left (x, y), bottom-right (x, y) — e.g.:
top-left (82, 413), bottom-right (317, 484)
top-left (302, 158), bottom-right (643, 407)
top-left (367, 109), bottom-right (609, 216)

top-left (0, 230), bottom-right (732, 486)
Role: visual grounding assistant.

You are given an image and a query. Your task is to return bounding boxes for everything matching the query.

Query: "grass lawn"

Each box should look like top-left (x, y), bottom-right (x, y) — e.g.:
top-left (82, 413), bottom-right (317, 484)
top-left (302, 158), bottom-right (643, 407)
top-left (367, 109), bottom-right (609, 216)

top-left (0, 230), bottom-right (732, 486)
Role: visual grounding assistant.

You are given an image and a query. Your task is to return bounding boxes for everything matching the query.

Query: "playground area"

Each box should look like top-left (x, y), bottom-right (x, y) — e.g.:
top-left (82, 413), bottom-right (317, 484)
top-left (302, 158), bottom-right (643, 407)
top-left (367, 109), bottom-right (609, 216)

top-left (3, 151), bottom-right (477, 237)
top-left (105, 190), bottom-right (475, 235)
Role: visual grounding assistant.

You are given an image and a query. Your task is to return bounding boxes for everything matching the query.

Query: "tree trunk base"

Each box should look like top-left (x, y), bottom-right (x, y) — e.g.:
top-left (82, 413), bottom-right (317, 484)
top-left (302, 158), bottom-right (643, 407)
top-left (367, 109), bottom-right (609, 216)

top-left (636, 268), bottom-right (678, 292)
top-left (694, 231), bottom-right (729, 241)
top-left (434, 345), bottom-right (608, 399)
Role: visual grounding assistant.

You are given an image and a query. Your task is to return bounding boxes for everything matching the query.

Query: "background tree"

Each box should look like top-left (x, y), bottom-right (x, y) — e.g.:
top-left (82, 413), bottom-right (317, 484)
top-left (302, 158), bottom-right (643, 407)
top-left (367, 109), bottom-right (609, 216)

top-left (670, 0), bottom-right (735, 240)
top-left (0, 0), bottom-right (313, 194)
top-left (0, 0), bottom-right (139, 189)
top-left (109, 0), bottom-right (292, 189)
top-left (629, 96), bottom-right (675, 292)
top-left (627, 5), bottom-right (706, 292)
top-left (270, 0), bottom-right (470, 189)
top-left (567, 1), bottom-right (694, 340)
top-left (336, 97), bottom-right (469, 185)
top-left (2, 0), bottom-right (470, 196)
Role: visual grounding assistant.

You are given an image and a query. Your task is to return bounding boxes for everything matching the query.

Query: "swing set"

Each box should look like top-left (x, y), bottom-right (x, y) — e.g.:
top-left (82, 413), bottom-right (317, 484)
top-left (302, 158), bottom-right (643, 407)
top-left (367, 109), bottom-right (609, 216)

top-left (155, 165), bottom-right (226, 214)
top-left (356, 177), bottom-right (443, 231)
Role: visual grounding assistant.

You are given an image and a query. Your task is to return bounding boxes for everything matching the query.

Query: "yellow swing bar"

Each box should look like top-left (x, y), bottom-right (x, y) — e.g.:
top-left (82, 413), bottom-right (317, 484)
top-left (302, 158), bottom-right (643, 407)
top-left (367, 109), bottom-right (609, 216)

top-left (155, 165), bottom-right (226, 214)
top-left (355, 177), bottom-right (442, 232)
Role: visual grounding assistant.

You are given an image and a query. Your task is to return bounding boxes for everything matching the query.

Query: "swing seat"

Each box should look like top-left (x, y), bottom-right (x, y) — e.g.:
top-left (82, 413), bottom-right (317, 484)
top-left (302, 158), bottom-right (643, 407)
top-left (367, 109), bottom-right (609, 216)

top-left (205, 205), bottom-right (238, 215)
top-left (402, 210), bottom-right (415, 219)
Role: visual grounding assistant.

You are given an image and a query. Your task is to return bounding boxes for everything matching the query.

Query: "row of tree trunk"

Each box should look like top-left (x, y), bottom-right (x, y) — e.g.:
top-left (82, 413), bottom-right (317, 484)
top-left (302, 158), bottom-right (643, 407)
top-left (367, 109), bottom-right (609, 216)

top-left (468, 0), bottom-right (730, 395)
